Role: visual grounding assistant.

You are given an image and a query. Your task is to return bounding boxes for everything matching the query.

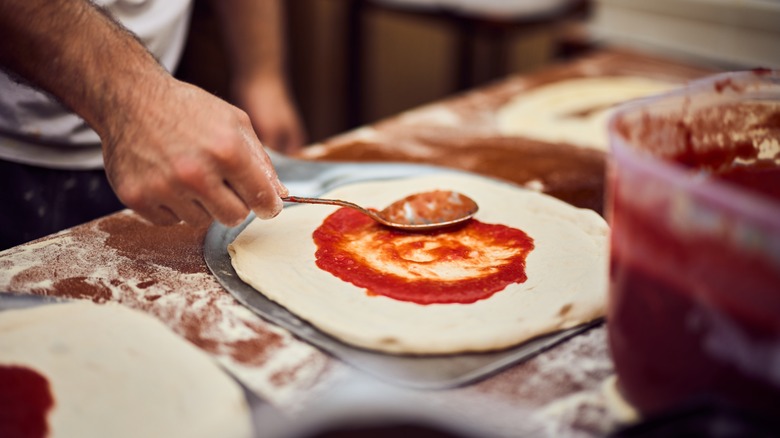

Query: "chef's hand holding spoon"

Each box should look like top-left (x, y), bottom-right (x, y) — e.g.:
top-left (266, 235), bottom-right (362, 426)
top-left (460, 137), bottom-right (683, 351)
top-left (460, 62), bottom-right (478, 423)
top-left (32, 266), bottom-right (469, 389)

top-left (100, 75), bottom-right (476, 232)
top-left (103, 79), bottom-right (289, 228)
top-left (0, 0), bottom-right (289, 230)
top-left (2, 0), bottom-right (476, 233)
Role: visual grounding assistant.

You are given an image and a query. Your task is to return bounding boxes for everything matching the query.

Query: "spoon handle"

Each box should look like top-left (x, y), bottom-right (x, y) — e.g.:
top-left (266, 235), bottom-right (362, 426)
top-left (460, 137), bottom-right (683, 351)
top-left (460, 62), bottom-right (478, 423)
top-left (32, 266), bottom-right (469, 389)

top-left (281, 196), bottom-right (370, 214)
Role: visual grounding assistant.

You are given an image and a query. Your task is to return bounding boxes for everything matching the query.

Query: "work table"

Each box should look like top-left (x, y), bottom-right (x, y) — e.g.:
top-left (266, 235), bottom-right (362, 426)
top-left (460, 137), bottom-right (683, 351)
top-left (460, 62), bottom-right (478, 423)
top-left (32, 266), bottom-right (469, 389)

top-left (0, 49), bottom-right (711, 437)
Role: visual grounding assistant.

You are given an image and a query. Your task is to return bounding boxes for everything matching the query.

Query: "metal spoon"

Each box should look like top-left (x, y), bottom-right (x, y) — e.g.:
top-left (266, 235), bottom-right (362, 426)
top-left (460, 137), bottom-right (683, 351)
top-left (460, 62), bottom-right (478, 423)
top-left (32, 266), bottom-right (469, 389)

top-left (282, 190), bottom-right (478, 231)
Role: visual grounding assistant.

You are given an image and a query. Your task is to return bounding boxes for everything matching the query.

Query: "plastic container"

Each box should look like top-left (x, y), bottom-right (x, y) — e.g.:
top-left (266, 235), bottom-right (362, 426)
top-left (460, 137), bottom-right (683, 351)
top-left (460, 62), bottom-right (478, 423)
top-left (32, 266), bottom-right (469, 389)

top-left (606, 70), bottom-right (780, 417)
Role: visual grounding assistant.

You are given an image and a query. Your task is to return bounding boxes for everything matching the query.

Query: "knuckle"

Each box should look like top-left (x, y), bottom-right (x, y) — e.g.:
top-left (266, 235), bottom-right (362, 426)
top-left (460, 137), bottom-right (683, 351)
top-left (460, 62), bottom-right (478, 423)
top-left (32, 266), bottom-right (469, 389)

top-left (170, 158), bottom-right (199, 180)
top-left (207, 129), bottom-right (243, 168)
top-left (170, 158), bottom-right (208, 191)
top-left (233, 108), bottom-right (252, 126)
top-left (116, 175), bottom-right (177, 212)
top-left (147, 177), bottom-right (175, 200)
top-left (213, 143), bottom-right (241, 168)
top-left (114, 182), bottom-right (145, 208)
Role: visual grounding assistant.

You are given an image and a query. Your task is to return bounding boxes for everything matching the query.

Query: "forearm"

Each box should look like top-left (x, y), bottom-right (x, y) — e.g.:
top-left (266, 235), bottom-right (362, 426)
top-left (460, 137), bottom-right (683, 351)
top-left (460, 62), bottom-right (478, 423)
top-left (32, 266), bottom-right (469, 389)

top-left (209, 0), bottom-right (287, 84)
top-left (0, 0), bottom-right (287, 227)
top-left (0, 0), bottom-right (170, 139)
top-left (208, 0), bottom-right (305, 153)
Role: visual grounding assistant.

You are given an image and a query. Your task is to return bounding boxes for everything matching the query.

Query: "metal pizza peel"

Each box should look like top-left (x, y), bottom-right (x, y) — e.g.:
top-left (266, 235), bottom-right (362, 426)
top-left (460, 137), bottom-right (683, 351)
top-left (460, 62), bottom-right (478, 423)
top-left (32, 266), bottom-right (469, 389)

top-left (204, 152), bottom-right (602, 389)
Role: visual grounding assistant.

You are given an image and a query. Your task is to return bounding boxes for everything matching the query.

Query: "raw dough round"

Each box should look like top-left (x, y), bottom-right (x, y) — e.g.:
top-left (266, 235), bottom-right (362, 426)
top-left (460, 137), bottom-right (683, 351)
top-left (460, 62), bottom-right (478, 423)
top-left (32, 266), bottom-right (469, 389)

top-left (230, 174), bottom-right (608, 355)
top-left (497, 76), bottom-right (677, 151)
top-left (0, 301), bottom-right (252, 438)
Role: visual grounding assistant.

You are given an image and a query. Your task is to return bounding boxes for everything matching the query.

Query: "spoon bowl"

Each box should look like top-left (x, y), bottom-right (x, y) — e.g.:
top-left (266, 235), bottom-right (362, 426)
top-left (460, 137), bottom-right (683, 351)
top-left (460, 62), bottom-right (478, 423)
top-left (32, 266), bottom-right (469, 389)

top-left (282, 190), bottom-right (478, 231)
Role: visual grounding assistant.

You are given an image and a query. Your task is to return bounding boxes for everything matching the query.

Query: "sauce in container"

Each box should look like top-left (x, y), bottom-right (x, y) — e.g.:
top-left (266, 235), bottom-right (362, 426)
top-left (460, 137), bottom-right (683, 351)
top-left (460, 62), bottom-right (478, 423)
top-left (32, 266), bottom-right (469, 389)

top-left (606, 70), bottom-right (780, 416)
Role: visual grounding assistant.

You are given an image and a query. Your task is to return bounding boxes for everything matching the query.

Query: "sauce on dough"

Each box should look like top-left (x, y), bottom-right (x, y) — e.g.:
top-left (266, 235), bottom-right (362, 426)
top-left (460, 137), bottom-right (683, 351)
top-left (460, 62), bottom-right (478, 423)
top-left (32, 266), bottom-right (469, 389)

top-left (313, 208), bottom-right (534, 304)
top-left (0, 365), bottom-right (54, 438)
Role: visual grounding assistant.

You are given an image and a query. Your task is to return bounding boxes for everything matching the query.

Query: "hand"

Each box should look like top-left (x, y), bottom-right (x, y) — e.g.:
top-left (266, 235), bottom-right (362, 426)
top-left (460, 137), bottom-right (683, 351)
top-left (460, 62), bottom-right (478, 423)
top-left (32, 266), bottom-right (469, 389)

top-left (102, 78), bottom-right (288, 228)
top-left (232, 75), bottom-right (307, 155)
top-left (0, 0), bottom-right (288, 228)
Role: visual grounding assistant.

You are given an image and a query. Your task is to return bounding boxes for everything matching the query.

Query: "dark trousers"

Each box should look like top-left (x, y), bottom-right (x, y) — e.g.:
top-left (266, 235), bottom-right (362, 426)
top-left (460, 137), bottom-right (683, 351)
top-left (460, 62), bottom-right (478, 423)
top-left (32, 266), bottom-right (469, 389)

top-left (0, 160), bottom-right (125, 250)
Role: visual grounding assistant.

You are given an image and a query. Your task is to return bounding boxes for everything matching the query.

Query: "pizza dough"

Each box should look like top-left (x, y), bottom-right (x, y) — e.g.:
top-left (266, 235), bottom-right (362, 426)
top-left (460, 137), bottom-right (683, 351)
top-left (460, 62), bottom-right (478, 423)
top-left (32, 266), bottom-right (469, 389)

top-left (229, 174), bottom-right (608, 354)
top-left (496, 76), bottom-right (678, 150)
top-left (0, 301), bottom-right (252, 438)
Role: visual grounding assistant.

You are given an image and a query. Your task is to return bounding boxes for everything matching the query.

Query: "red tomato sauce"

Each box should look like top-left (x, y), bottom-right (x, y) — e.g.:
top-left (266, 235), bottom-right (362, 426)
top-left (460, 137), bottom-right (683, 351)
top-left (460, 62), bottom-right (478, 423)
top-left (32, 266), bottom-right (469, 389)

top-left (715, 164), bottom-right (780, 201)
top-left (609, 189), bottom-right (780, 416)
top-left (313, 208), bottom-right (535, 304)
top-left (0, 366), bottom-right (54, 438)
top-left (609, 100), bottom-right (780, 416)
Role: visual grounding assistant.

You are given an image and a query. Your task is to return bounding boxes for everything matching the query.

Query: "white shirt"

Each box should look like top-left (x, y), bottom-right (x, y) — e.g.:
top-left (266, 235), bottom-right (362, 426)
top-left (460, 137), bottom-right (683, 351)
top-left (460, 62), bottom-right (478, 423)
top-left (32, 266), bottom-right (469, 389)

top-left (0, 0), bottom-right (193, 169)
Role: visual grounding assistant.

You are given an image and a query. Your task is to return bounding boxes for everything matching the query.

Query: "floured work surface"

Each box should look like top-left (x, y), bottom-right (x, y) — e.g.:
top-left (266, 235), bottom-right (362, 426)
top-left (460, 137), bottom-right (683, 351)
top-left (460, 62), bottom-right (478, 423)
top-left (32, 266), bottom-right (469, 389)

top-left (209, 172), bottom-right (608, 387)
top-left (299, 49), bottom-right (713, 215)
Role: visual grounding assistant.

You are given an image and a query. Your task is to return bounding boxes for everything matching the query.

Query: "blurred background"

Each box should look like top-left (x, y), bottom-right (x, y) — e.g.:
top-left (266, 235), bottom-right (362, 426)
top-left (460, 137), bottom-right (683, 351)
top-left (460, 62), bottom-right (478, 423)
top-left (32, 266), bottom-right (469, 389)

top-left (175, 0), bottom-right (780, 144)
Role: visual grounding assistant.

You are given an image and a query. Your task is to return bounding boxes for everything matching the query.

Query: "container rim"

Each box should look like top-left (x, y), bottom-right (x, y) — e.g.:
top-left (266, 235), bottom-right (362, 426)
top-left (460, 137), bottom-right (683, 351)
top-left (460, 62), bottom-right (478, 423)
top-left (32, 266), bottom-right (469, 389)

top-left (608, 70), bottom-right (780, 231)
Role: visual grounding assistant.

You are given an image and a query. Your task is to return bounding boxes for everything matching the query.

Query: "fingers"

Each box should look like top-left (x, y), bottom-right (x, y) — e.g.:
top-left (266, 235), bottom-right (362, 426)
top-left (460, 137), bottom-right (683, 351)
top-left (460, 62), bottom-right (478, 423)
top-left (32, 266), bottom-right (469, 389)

top-left (150, 119), bottom-right (284, 226)
top-left (226, 125), bottom-right (285, 219)
top-left (150, 203), bottom-right (211, 228)
top-left (121, 181), bottom-right (252, 228)
top-left (131, 204), bottom-right (180, 227)
top-left (252, 134), bottom-right (288, 198)
top-left (161, 199), bottom-right (212, 229)
top-left (104, 83), bottom-right (289, 229)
